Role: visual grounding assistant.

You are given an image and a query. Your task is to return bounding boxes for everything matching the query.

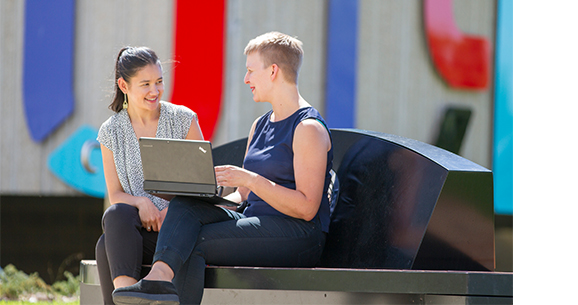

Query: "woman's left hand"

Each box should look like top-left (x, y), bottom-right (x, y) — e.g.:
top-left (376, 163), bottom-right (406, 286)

top-left (215, 165), bottom-right (257, 188)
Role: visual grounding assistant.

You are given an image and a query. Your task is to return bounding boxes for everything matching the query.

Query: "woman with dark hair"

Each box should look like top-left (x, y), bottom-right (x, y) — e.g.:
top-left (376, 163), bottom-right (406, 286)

top-left (95, 46), bottom-right (204, 304)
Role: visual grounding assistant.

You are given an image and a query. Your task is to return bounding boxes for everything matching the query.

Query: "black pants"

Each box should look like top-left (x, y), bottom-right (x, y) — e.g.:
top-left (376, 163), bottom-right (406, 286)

top-left (154, 197), bottom-right (326, 305)
top-left (95, 203), bottom-right (158, 305)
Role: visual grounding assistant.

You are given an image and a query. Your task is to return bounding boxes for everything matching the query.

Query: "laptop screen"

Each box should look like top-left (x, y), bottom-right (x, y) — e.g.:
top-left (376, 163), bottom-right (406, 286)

top-left (139, 137), bottom-right (216, 186)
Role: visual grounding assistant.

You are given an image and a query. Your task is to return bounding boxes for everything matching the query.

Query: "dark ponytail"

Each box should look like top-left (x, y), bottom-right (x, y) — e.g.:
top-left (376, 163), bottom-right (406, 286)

top-left (110, 46), bottom-right (161, 112)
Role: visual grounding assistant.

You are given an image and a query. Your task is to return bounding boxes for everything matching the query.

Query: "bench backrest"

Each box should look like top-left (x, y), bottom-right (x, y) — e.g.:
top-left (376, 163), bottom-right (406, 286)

top-left (212, 129), bottom-right (494, 271)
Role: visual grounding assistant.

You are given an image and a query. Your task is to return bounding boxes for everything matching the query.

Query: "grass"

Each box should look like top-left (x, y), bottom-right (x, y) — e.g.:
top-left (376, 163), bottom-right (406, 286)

top-left (0, 301), bottom-right (78, 305)
top-left (0, 265), bottom-right (79, 304)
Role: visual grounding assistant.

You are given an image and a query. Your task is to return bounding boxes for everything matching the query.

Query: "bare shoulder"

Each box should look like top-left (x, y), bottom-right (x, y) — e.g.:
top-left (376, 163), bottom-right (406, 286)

top-left (294, 119), bottom-right (331, 151)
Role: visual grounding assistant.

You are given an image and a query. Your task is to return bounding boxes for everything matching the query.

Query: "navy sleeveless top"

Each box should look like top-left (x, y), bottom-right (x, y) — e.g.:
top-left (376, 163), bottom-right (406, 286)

top-left (242, 107), bottom-right (333, 233)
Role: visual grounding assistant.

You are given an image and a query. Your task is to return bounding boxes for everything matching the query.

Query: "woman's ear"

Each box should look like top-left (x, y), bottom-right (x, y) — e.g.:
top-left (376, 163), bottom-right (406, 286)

top-left (270, 64), bottom-right (279, 80)
top-left (117, 77), bottom-right (128, 94)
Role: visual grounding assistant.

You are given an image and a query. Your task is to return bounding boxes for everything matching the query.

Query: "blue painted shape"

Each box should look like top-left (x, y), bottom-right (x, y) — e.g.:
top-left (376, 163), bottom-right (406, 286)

top-left (48, 125), bottom-right (106, 198)
top-left (492, 0), bottom-right (513, 215)
top-left (325, 0), bottom-right (358, 128)
top-left (23, 0), bottom-right (76, 142)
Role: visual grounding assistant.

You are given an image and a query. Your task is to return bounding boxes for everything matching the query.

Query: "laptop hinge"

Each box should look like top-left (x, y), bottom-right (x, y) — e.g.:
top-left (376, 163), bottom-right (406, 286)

top-left (144, 180), bottom-right (216, 195)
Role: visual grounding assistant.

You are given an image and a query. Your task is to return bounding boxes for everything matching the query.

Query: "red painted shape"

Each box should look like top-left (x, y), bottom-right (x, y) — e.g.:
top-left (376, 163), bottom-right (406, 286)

top-left (424, 0), bottom-right (491, 89)
top-left (171, 0), bottom-right (226, 140)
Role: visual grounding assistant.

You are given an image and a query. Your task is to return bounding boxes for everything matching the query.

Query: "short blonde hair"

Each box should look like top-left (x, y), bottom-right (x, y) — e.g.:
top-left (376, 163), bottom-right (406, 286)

top-left (244, 31), bottom-right (303, 84)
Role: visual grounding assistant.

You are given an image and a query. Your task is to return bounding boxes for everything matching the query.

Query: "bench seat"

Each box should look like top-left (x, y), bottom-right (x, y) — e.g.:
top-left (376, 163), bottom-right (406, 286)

top-left (80, 261), bottom-right (512, 304)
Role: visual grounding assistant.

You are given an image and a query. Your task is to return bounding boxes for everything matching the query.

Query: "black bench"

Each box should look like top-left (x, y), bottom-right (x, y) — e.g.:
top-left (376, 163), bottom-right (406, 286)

top-left (80, 128), bottom-right (512, 304)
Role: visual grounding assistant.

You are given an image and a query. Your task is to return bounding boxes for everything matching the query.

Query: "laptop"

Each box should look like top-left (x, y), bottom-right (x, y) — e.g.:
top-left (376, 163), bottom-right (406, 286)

top-left (139, 137), bottom-right (239, 207)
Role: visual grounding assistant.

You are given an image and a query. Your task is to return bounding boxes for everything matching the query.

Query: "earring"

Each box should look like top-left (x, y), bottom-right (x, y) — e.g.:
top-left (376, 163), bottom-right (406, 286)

top-left (123, 94), bottom-right (128, 109)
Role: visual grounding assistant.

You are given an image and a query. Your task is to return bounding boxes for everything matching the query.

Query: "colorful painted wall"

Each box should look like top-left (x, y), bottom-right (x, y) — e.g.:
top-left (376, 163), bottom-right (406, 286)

top-left (0, 0), bottom-right (511, 215)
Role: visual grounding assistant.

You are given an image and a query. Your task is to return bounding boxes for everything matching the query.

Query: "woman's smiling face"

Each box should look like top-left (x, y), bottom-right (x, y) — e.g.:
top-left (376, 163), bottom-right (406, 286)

top-left (244, 52), bottom-right (273, 103)
top-left (122, 63), bottom-right (164, 111)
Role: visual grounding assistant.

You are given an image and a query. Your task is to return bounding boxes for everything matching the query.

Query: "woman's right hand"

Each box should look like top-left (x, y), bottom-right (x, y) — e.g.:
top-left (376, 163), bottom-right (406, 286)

top-left (136, 197), bottom-right (162, 232)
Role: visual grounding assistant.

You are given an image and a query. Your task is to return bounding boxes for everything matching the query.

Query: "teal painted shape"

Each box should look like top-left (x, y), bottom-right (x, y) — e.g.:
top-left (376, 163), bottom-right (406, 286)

top-left (48, 125), bottom-right (106, 198)
top-left (492, 0), bottom-right (513, 215)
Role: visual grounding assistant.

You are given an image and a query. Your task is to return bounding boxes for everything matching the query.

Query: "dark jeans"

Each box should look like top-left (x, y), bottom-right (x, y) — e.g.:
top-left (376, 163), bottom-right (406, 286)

top-left (95, 203), bottom-right (158, 305)
top-left (154, 196), bottom-right (327, 305)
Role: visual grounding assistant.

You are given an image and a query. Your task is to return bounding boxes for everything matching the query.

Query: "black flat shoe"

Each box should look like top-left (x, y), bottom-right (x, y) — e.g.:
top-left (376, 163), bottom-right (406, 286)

top-left (112, 279), bottom-right (179, 305)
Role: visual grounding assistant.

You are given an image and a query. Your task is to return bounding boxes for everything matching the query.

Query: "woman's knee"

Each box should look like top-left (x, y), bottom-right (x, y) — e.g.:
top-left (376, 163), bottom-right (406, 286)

top-left (167, 196), bottom-right (216, 218)
top-left (102, 203), bottom-right (139, 230)
top-left (167, 196), bottom-right (192, 211)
